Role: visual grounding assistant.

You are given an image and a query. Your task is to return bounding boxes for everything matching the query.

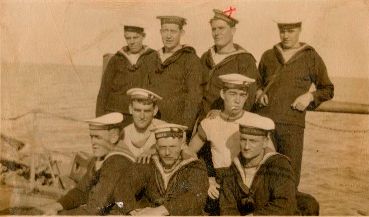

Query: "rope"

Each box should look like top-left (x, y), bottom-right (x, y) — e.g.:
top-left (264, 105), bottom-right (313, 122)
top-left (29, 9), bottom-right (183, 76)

top-left (1, 110), bottom-right (83, 122)
top-left (305, 120), bottom-right (369, 134)
top-left (3, 110), bottom-right (369, 133)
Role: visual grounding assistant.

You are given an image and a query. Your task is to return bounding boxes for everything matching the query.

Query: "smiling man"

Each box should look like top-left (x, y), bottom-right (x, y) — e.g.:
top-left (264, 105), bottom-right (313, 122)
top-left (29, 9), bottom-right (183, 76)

top-left (117, 88), bottom-right (166, 163)
top-left (200, 9), bottom-right (259, 117)
top-left (96, 25), bottom-right (157, 127)
top-left (127, 124), bottom-right (208, 216)
top-left (188, 73), bottom-right (265, 215)
top-left (254, 18), bottom-right (334, 187)
top-left (147, 16), bottom-right (203, 134)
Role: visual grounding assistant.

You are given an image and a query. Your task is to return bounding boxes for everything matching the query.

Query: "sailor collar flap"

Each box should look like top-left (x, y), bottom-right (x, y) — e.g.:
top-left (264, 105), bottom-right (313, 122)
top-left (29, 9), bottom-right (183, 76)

top-left (156, 45), bottom-right (196, 71)
top-left (206, 44), bottom-right (251, 68)
top-left (117, 45), bottom-right (153, 71)
top-left (152, 154), bottom-right (198, 190)
top-left (273, 42), bottom-right (314, 64)
top-left (232, 152), bottom-right (278, 192)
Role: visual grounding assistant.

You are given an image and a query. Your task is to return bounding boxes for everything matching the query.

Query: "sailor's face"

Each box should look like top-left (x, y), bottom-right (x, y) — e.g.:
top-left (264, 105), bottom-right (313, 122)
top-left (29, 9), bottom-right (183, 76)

top-left (156, 137), bottom-right (182, 168)
top-left (160, 24), bottom-right (182, 50)
top-left (240, 134), bottom-right (267, 159)
top-left (211, 19), bottom-right (234, 48)
top-left (124, 31), bottom-right (144, 54)
top-left (89, 129), bottom-right (113, 158)
top-left (130, 101), bottom-right (156, 130)
top-left (279, 27), bottom-right (301, 49)
top-left (221, 88), bottom-right (248, 116)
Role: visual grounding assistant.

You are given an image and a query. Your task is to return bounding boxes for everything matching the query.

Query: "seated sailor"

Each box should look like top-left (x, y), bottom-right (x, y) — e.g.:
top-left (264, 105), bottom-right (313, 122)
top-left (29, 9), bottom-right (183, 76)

top-left (127, 123), bottom-right (209, 216)
top-left (220, 114), bottom-right (298, 215)
top-left (38, 113), bottom-right (135, 215)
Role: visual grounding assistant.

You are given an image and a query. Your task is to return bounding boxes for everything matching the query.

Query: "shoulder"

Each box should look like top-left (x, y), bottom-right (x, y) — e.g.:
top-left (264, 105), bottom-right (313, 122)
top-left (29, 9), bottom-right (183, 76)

top-left (263, 154), bottom-right (295, 179)
top-left (236, 52), bottom-right (256, 63)
top-left (181, 46), bottom-right (201, 59)
top-left (200, 49), bottom-right (211, 59)
top-left (302, 45), bottom-right (324, 61)
top-left (143, 47), bottom-right (160, 58)
top-left (184, 159), bottom-right (208, 175)
top-left (200, 113), bottom-right (221, 128)
top-left (260, 48), bottom-right (276, 60)
top-left (102, 154), bottom-right (135, 170)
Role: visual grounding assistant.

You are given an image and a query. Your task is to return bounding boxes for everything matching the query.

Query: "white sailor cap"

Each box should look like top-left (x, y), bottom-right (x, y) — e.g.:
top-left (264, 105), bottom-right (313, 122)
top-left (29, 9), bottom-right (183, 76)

top-left (219, 74), bottom-right (255, 90)
top-left (85, 112), bottom-right (124, 130)
top-left (127, 88), bottom-right (163, 102)
top-left (236, 114), bottom-right (275, 136)
top-left (151, 123), bottom-right (188, 140)
top-left (274, 13), bottom-right (302, 30)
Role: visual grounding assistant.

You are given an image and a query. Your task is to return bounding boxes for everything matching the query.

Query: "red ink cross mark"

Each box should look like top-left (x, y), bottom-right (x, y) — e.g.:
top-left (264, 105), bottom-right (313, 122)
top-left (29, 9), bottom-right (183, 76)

top-left (223, 6), bottom-right (236, 17)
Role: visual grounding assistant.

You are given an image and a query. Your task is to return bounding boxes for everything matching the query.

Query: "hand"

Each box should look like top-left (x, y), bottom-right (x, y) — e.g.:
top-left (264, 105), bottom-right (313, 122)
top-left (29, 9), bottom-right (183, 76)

top-left (130, 206), bottom-right (169, 216)
top-left (291, 92), bottom-right (314, 111)
top-left (255, 89), bottom-right (268, 106)
top-left (38, 202), bottom-right (63, 215)
top-left (208, 177), bottom-right (220, 199)
top-left (206, 110), bottom-right (221, 119)
top-left (137, 148), bottom-right (156, 164)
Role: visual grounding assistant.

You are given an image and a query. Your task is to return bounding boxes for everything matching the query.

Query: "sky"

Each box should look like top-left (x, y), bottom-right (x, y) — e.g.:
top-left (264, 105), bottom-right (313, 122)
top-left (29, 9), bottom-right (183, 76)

top-left (1, 0), bottom-right (369, 78)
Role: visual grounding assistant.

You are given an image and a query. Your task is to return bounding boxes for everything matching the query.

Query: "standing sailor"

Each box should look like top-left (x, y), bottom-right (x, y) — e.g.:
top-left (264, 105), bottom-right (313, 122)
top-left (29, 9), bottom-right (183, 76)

top-left (254, 17), bottom-right (334, 186)
top-left (96, 25), bottom-right (157, 127)
top-left (200, 9), bottom-right (259, 118)
top-left (148, 16), bottom-right (203, 134)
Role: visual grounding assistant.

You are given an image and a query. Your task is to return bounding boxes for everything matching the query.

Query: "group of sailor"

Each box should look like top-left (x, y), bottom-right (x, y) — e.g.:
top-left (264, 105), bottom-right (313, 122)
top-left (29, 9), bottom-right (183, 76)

top-left (38, 7), bottom-right (334, 216)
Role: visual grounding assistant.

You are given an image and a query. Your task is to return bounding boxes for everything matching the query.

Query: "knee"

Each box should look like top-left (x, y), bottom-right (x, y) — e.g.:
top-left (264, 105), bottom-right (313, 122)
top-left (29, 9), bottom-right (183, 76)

top-left (296, 192), bottom-right (320, 216)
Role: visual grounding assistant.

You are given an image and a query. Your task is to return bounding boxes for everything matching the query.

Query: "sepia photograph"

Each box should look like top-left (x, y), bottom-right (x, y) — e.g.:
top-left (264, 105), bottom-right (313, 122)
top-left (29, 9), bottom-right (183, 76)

top-left (1, 0), bottom-right (368, 215)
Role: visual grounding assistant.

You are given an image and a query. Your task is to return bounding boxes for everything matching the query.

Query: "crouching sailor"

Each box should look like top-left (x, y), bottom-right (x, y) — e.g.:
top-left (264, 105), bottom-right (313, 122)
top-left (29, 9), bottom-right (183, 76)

top-left (128, 124), bottom-right (209, 216)
top-left (220, 115), bottom-right (298, 215)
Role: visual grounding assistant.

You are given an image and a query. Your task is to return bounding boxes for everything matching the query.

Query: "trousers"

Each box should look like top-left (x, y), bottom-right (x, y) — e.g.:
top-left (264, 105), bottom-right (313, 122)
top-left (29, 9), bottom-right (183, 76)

top-left (273, 123), bottom-right (305, 187)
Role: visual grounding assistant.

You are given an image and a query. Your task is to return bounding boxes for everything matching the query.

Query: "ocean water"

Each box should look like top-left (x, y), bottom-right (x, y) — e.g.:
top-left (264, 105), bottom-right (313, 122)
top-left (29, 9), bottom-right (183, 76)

top-left (1, 63), bottom-right (369, 215)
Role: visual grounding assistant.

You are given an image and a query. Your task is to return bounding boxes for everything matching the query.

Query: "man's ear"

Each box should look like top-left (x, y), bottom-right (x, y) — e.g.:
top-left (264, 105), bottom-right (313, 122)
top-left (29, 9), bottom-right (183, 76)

top-left (153, 104), bottom-right (159, 116)
top-left (129, 104), bottom-right (133, 115)
top-left (180, 29), bottom-right (185, 37)
top-left (109, 128), bottom-right (120, 144)
top-left (220, 89), bottom-right (225, 100)
top-left (231, 27), bottom-right (236, 35)
top-left (262, 137), bottom-right (269, 148)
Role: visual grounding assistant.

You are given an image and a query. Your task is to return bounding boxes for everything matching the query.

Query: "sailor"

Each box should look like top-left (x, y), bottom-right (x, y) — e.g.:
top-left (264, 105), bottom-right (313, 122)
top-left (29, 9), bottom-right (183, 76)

top-left (126, 124), bottom-right (208, 216)
top-left (254, 15), bottom-right (334, 186)
top-left (188, 73), bottom-right (270, 215)
top-left (117, 88), bottom-right (166, 163)
top-left (96, 25), bottom-right (158, 127)
top-left (147, 16), bottom-right (203, 134)
top-left (38, 113), bottom-right (135, 215)
top-left (200, 9), bottom-right (259, 118)
top-left (220, 115), bottom-right (298, 215)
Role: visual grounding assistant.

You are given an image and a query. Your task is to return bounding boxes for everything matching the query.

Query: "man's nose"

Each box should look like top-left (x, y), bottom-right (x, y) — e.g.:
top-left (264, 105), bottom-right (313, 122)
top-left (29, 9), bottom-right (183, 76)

top-left (139, 111), bottom-right (145, 119)
top-left (235, 95), bottom-right (241, 103)
top-left (165, 147), bottom-right (170, 155)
